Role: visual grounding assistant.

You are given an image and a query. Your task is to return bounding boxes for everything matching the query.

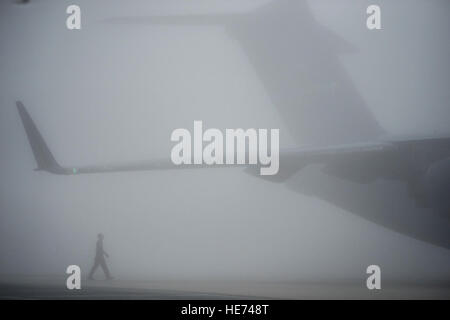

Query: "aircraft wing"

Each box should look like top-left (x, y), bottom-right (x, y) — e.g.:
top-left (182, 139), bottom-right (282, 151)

top-left (18, 100), bottom-right (442, 179)
top-left (16, 101), bottom-right (450, 181)
top-left (16, 101), bottom-right (244, 175)
top-left (16, 101), bottom-right (450, 209)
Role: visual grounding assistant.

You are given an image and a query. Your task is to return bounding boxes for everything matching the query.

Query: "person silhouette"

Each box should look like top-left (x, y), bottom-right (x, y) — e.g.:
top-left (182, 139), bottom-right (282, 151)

top-left (88, 233), bottom-right (113, 280)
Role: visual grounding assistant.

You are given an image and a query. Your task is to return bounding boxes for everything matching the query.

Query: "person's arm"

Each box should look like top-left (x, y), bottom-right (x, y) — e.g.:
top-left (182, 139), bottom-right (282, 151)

top-left (99, 241), bottom-right (109, 258)
top-left (102, 244), bottom-right (109, 258)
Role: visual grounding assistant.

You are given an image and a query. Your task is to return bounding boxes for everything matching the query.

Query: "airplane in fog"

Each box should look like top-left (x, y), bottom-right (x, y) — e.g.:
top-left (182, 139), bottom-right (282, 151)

top-left (102, 0), bottom-right (450, 248)
top-left (16, 100), bottom-right (450, 248)
top-left (14, 0), bottom-right (450, 248)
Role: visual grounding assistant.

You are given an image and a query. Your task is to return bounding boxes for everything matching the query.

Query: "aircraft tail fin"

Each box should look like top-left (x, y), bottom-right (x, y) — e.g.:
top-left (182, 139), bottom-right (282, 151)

top-left (16, 101), bottom-right (64, 174)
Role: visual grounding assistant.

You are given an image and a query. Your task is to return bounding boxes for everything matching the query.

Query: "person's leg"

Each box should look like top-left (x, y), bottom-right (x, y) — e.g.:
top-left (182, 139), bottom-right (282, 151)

top-left (88, 260), bottom-right (100, 279)
top-left (100, 259), bottom-right (112, 279)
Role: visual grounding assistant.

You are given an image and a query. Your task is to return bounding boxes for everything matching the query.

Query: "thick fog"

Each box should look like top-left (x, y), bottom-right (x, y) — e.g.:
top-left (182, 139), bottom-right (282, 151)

top-left (0, 0), bottom-right (449, 285)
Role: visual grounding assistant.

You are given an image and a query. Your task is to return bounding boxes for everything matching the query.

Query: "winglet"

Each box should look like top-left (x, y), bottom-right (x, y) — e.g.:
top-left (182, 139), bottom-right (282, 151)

top-left (16, 101), bottom-right (65, 174)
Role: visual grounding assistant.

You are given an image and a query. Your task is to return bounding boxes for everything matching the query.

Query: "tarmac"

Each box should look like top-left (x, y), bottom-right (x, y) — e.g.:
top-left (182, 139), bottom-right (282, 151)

top-left (0, 275), bottom-right (449, 299)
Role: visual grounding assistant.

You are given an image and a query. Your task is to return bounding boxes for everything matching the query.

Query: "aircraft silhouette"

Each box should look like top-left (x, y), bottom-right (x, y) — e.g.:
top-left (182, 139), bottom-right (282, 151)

top-left (16, 0), bottom-right (450, 248)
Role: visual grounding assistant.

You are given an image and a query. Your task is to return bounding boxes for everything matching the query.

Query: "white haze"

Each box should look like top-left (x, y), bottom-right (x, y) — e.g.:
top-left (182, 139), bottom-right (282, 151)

top-left (0, 0), bottom-right (449, 284)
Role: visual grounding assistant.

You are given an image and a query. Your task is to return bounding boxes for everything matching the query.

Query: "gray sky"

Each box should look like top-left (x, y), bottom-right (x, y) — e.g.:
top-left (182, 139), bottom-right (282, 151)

top-left (0, 0), bottom-right (449, 283)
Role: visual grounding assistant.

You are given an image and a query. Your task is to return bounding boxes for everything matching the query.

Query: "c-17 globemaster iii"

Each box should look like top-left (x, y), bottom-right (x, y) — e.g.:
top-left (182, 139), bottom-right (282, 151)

top-left (14, 0), bottom-right (450, 248)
